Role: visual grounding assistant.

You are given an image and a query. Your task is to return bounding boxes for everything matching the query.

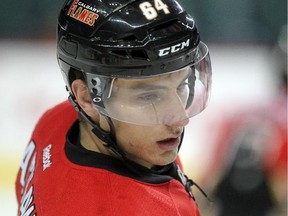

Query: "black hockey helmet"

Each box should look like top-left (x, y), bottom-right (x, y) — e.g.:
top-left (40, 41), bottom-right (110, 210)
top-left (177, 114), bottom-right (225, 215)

top-left (57, 0), bottom-right (212, 126)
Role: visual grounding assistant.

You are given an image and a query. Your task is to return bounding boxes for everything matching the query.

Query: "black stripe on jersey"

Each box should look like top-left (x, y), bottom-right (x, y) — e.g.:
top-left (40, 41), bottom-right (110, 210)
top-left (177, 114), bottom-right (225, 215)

top-left (65, 120), bottom-right (183, 184)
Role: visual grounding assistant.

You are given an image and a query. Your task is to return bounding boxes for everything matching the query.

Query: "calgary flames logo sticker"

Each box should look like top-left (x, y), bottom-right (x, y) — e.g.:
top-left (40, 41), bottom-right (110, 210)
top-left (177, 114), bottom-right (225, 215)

top-left (67, 0), bottom-right (99, 26)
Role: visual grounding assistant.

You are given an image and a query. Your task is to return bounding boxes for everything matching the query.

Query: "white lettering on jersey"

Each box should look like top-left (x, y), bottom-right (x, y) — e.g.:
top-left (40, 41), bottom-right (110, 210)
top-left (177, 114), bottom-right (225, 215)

top-left (19, 141), bottom-right (37, 215)
top-left (20, 186), bottom-right (35, 216)
top-left (43, 144), bottom-right (52, 171)
top-left (20, 141), bottom-right (35, 187)
top-left (159, 39), bottom-right (190, 57)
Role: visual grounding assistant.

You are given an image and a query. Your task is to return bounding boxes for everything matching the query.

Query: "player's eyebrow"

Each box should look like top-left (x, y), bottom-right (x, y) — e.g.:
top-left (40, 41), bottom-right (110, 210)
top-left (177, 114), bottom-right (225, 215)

top-left (129, 83), bottom-right (168, 91)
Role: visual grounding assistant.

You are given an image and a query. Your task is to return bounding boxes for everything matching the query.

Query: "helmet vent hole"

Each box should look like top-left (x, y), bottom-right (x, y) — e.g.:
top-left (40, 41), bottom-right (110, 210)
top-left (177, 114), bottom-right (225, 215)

top-left (115, 34), bottom-right (138, 42)
top-left (110, 50), bottom-right (129, 58)
top-left (117, 34), bottom-right (138, 41)
top-left (110, 49), bottom-right (149, 60)
top-left (130, 49), bottom-right (149, 60)
top-left (148, 20), bottom-right (182, 36)
top-left (92, 88), bottom-right (97, 94)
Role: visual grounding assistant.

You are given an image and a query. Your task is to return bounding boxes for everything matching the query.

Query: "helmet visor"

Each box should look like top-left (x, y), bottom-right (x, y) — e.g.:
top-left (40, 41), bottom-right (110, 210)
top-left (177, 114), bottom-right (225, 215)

top-left (86, 42), bottom-right (212, 125)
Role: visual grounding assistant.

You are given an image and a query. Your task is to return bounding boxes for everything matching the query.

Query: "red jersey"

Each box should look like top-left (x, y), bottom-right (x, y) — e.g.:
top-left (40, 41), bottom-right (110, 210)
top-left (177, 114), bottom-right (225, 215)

top-left (15, 100), bottom-right (201, 216)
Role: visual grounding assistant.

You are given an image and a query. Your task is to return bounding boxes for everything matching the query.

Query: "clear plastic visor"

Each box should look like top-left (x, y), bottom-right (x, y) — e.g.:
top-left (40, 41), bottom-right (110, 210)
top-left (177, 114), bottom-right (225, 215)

top-left (86, 42), bottom-right (212, 126)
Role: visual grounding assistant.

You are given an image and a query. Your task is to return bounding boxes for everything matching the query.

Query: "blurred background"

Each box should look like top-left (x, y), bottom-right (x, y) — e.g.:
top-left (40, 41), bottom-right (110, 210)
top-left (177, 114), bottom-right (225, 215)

top-left (0, 0), bottom-right (286, 215)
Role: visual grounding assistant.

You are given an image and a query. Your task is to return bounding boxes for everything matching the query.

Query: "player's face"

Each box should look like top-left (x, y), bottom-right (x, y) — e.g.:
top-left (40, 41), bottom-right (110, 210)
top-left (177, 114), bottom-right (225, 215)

top-left (109, 71), bottom-right (190, 168)
top-left (73, 69), bottom-right (191, 168)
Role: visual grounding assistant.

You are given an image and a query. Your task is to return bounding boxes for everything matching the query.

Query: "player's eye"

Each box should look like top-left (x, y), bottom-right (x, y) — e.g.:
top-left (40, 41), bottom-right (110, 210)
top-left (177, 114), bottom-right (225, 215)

top-left (137, 92), bottom-right (161, 104)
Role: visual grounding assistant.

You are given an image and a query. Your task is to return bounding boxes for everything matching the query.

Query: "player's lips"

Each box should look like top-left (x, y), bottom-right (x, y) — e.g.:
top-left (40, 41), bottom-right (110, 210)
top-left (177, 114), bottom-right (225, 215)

top-left (157, 136), bottom-right (181, 151)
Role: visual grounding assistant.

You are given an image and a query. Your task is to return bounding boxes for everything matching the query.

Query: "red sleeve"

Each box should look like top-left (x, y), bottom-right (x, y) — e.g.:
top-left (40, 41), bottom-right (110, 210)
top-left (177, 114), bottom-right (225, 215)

top-left (15, 100), bottom-right (77, 208)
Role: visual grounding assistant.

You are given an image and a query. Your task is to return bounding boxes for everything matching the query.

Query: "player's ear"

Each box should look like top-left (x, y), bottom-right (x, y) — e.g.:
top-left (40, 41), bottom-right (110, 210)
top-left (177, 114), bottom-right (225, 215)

top-left (71, 79), bottom-right (97, 118)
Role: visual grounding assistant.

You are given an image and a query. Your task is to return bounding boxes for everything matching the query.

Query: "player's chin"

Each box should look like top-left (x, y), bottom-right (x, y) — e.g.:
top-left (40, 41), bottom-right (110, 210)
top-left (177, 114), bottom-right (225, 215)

top-left (155, 150), bottom-right (178, 166)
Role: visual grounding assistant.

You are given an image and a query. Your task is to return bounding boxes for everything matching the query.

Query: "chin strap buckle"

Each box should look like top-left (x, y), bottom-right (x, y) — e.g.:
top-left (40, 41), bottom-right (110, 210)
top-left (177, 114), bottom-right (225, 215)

top-left (176, 165), bottom-right (211, 201)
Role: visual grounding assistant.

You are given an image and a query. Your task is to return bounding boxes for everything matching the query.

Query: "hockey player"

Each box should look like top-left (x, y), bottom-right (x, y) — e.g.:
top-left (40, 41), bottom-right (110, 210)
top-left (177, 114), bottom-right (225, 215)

top-left (16, 0), bottom-right (212, 215)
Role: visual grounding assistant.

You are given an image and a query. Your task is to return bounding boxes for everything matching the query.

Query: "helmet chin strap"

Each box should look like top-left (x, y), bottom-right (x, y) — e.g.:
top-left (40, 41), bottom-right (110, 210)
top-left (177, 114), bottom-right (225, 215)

top-left (91, 115), bottom-right (126, 157)
top-left (178, 129), bottom-right (185, 151)
top-left (68, 95), bottom-right (125, 157)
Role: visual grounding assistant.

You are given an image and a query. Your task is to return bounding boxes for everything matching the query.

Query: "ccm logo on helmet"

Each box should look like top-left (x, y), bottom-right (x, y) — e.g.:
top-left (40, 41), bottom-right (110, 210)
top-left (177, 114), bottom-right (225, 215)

top-left (159, 39), bottom-right (190, 57)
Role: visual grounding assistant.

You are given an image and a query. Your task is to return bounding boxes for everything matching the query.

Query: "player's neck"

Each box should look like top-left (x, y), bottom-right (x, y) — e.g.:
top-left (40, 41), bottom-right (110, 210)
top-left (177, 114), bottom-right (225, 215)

top-left (79, 121), bottom-right (121, 159)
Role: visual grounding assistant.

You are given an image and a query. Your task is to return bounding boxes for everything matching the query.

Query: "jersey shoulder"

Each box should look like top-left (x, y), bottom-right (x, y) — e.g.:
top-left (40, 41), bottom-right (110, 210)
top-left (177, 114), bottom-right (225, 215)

top-left (32, 100), bottom-right (77, 140)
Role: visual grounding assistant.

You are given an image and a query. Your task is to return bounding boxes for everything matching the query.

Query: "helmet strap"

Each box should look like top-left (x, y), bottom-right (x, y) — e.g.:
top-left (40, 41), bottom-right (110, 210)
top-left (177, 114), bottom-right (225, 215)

top-left (68, 94), bottom-right (126, 158)
top-left (91, 115), bottom-right (126, 157)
